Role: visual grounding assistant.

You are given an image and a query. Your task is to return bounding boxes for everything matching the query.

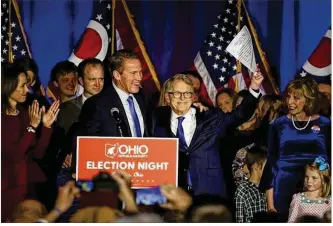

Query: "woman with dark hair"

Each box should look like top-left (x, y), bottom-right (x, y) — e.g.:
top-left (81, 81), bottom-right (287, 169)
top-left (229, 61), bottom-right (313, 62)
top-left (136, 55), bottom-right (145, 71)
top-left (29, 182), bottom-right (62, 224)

top-left (14, 58), bottom-right (50, 109)
top-left (215, 88), bottom-right (236, 113)
top-left (265, 78), bottom-right (330, 219)
top-left (1, 63), bottom-right (60, 222)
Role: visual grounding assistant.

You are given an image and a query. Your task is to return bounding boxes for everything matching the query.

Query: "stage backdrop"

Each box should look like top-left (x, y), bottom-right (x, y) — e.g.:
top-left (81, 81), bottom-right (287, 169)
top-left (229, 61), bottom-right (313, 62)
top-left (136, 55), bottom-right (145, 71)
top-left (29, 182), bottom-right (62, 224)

top-left (19, 0), bottom-right (331, 92)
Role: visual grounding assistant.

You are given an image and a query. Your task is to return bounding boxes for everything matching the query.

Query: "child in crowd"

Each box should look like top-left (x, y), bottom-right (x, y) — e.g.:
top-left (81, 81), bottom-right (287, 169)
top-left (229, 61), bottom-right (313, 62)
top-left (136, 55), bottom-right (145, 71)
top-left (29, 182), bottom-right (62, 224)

top-left (288, 156), bottom-right (331, 222)
top-left (234, 145), bottom-right (267, 223)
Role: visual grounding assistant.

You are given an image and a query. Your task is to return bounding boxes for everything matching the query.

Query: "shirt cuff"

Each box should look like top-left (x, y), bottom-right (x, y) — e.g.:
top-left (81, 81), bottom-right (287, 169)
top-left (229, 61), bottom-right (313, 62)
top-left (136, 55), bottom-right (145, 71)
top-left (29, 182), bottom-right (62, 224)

top-left (249, 88), bottom-right (260, 98)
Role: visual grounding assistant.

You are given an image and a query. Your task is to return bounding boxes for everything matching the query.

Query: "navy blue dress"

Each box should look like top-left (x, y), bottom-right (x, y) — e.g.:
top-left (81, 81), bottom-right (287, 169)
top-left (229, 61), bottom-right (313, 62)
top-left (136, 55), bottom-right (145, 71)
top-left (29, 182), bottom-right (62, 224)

top-left (266, 115), bottom-right (331, 215)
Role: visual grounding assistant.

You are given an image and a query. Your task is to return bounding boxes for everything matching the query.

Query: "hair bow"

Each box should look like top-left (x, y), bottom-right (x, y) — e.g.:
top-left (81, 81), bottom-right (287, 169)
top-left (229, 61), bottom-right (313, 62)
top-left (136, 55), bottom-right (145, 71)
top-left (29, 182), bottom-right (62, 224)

top-left (314, 156), bottom-right (329, 171)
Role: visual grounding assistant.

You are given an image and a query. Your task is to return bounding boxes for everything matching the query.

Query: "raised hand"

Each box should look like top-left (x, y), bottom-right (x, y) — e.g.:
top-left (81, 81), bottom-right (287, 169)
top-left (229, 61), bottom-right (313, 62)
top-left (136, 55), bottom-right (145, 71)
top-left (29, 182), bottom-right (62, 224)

top-left (111, 171), bottom-right (138, 213)
top-left (159, 184), bottom-right (192, 212)
top-left (28, 100), bottom-right (42, 128)
top-left (42, 100), bottom-right (60, 128)
top-left (249, 65), bottom-right (264, 90)
top-left (55, 181), bottom-right (80, 213)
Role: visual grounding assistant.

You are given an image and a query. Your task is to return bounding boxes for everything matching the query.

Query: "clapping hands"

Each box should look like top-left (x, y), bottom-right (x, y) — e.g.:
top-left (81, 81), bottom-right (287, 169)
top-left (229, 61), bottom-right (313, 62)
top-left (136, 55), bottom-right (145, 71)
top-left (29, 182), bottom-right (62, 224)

top-left (28, 100), bottom-right (60, 128)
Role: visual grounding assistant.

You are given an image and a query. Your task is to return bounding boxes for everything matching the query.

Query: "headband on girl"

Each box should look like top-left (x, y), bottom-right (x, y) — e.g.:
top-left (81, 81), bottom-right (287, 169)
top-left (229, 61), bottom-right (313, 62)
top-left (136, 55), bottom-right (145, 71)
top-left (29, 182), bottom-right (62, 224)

top-left (314, 156), bottom-right (329, 171)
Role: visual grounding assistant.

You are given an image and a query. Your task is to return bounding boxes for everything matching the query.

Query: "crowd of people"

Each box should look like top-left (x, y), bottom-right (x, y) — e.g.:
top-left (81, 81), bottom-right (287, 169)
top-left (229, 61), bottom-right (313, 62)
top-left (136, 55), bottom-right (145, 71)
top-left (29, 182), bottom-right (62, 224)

top-left (1, 49), bottom-right (331, 223)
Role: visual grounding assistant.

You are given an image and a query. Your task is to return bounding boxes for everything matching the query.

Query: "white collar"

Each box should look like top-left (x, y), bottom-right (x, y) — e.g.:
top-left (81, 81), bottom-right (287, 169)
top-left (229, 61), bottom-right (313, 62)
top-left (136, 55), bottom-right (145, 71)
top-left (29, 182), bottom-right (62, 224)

top-left (171, 107), bottom-right (196, 121)
top-left (112, 81), bottom-right (132, 103)
top-left (82, 94), bottom-right (88, 104)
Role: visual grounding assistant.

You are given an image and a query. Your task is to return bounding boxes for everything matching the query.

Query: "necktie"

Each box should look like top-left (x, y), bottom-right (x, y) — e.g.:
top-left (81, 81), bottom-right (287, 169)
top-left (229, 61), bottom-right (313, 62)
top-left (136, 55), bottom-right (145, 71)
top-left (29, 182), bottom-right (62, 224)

top-left (177, 116), bottom-right (188, 149)
top-left (127, 96), bottom-right (142, 137)
top-left (176, 116), bottom-right (191, 186)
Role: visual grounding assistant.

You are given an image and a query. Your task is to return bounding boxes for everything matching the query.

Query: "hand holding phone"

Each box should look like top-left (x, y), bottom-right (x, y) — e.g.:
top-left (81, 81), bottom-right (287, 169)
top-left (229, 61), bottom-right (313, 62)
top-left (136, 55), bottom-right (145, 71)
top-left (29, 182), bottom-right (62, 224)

top-left (136, 186), bottom-right (167, 205)
top-left (76, 180), bottom-right (94, 192)
top-left (159, 184), bottom-right (192, 211)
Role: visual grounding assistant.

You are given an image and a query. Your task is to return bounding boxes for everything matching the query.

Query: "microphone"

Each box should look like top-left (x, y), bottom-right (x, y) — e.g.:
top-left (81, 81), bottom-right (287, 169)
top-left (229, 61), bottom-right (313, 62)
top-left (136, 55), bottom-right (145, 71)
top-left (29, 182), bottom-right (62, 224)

top-left (110, 107), bottom-right (123, 137)
top-left (111, 107), bottom-right (120, 120)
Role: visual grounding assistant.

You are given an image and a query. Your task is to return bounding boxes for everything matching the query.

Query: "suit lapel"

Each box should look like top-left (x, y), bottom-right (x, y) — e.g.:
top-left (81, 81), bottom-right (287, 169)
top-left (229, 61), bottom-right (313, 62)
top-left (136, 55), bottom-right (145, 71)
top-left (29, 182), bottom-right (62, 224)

top-left (188, 110), bottom-right (205, 153)
top-left (108, 85), bottom-right (132, 137)
top-left (157, 107), bottom-right (175, 138)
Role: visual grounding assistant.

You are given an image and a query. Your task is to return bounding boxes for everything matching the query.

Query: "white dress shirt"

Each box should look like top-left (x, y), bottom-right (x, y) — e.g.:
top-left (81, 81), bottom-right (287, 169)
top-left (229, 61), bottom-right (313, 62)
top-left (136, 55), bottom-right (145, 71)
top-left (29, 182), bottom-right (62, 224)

top-left (113, 82), bottom-right (144, 137)
top-left (171, 107), bottom-right (197, 147)
top-left (82, 93), bottom-right (88, 105)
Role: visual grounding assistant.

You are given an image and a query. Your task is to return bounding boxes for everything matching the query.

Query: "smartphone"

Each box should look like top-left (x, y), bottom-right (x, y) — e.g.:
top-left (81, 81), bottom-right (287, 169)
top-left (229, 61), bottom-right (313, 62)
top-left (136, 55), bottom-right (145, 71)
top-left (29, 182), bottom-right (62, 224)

top-left (136, 186), bottom-right (167, 205)
top-left (76, 180), bottom-right (94, 192)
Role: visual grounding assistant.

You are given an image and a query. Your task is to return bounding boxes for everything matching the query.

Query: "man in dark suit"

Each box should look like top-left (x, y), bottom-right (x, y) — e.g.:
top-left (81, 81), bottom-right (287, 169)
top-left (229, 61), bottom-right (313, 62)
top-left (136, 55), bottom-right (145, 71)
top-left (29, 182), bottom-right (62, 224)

top-left (150, 72), bottom-right (263, 197)
top-left (78, 50), bottom-right (148, 137)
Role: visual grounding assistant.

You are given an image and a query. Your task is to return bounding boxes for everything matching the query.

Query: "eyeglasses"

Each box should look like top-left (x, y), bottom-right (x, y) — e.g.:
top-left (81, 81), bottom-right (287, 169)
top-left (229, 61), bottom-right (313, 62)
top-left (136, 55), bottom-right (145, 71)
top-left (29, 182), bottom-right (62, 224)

top-left (168, 91), bottom-right (194, 99)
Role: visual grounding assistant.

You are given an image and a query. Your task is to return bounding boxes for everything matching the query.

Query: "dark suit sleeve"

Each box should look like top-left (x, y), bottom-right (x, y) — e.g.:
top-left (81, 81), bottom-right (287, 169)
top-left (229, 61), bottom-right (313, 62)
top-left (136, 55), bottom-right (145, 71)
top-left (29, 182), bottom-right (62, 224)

top-left (78, 98), bottom-right (102, 136)
top-left (216, 90), bottom-right (260, 130)
top-left (57, 102), bottom-right (80, 134)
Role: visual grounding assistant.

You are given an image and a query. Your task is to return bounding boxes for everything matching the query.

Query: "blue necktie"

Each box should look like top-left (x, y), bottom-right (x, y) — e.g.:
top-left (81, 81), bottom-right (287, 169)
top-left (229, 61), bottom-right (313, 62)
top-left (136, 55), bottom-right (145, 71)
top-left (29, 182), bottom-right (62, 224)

top-left (127, 96), bottom-right (142, 137)
top-left (177, 117), bottom-right (188, 149)
top-left (176, 116), bottom-right (191, 186)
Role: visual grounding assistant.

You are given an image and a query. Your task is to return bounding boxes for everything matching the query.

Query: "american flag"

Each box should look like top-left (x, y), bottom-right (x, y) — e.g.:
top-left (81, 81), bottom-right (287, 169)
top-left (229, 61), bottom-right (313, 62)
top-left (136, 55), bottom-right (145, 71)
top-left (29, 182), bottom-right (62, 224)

top-left (296, 28), bottom-right (331, 84)
top-left (190, 0), bottom-right (278, 106)
top-left (1, 0), bottom-right (46, 96)
top-left (1, 0), bottom-right (31, 63)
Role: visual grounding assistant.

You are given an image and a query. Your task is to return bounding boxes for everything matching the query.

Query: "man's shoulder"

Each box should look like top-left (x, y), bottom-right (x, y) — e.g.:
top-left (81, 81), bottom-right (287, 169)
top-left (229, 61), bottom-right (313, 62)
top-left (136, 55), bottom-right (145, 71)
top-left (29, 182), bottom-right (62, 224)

top-left (196, 107), bottom-right (222, 120)
top-left (152, 106), bottom-right (171, 118)
top-left (235, 181), bottom-right (254, 195)
top-left (60, 97), bottom-right (81, 111)
top-left (84, 87), bottom-right (116, 107)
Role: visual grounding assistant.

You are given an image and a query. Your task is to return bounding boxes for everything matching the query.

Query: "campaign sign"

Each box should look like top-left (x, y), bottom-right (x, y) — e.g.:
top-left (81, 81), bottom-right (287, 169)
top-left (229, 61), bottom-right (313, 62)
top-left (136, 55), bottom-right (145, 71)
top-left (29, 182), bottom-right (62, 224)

top-left (76, 137), bottom-right (178, 188)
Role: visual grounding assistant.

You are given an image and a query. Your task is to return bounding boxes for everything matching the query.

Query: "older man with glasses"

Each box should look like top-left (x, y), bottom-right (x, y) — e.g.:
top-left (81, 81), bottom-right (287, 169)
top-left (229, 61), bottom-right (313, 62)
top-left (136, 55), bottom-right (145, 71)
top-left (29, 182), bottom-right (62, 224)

top-left (149, 72), bottom-right (263, 197)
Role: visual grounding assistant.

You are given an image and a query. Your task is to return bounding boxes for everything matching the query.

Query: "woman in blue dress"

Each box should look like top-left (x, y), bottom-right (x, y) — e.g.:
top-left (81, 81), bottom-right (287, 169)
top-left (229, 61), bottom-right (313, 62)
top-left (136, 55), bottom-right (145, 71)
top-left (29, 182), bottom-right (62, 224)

top-left (265, 78), bottom-right (331, 219)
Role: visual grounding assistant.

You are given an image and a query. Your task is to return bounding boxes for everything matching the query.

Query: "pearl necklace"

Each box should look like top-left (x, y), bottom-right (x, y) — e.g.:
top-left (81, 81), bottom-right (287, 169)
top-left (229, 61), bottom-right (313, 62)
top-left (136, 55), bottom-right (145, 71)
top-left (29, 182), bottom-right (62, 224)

top-left (292, 115), bottom-right (311, 131)
top-left (6, 109), bottom-right (19, 116)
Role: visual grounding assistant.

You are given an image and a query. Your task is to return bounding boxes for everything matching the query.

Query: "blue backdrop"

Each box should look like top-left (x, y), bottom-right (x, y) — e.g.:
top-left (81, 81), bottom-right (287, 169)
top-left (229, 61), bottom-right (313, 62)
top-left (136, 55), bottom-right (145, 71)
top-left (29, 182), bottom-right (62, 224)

top-left (19, 0), bottom-right (331, 92)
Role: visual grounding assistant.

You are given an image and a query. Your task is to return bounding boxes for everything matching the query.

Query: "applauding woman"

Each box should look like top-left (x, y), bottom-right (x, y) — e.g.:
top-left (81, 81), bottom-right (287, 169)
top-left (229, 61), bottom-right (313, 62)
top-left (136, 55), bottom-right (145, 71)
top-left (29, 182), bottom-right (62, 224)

top-left (265, 78), bottom-right (331, 219)
top-left (1, 63), bottom-right (60, 222)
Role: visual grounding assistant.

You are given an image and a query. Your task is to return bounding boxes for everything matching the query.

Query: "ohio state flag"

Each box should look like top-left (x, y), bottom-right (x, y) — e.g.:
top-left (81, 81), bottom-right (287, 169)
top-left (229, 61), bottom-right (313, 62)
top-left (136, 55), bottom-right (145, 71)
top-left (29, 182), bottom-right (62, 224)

top-left (297, 28), bottom-right (331, 84)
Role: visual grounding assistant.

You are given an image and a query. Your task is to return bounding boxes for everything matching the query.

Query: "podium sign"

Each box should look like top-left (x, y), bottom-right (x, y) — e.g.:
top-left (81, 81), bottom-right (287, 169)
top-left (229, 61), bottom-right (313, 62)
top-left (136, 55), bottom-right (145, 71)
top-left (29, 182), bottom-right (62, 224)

top-left (76, 137), bottom-right (178, 188)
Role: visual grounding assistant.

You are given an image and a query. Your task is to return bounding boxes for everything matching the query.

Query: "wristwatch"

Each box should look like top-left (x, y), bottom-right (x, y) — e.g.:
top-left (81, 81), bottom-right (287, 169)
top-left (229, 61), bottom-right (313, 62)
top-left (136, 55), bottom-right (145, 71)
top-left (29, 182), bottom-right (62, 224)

top-left (27, 126), bottom-right (36, 133)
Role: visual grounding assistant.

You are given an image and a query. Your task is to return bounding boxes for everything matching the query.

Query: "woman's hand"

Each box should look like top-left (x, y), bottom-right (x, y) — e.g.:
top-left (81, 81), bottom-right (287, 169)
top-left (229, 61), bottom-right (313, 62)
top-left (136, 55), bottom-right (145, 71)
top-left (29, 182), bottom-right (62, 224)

top-left (42, 100), bottom-right (60, 128)
top-left (28, 100), bottom-right (42, 128)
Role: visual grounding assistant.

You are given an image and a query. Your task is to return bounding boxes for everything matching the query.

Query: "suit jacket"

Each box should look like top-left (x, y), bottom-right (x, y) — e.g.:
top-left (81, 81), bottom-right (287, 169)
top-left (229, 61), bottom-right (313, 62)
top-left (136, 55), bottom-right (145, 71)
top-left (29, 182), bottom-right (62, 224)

top-left (149, 90), bottom-right (259, 197)
top-left (41, 95), bottom-right (84, 176)
top-left (57, 95), bottom-right (84, 134)
top-left (78, 85), bottom-right (149, 137)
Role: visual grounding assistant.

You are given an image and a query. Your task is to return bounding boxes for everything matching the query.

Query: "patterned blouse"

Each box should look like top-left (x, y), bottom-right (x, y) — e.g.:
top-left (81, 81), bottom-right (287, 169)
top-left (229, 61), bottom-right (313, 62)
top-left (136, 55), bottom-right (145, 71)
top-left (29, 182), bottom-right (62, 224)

top-left (232, 143), bottom-right (254, 185)
top-left (288, 192), bottom-right (331, 222)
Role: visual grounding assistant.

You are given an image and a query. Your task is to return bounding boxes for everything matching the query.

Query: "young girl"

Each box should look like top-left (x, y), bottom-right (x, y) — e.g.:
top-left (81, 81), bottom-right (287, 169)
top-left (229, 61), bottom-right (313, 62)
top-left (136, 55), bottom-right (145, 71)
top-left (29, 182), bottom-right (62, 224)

top-left (288, 157), bottom-right (331, 222)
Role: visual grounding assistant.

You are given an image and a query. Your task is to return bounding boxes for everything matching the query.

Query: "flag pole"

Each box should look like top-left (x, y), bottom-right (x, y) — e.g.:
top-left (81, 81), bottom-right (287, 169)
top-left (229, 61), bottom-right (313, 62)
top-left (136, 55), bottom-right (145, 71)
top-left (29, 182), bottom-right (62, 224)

top-left (12, 0), bottom-right (45, 95)
top-left (111, 0), bottom-right (116, 55)
top-left (12, 0), bottom-right (32, 58)
top-left (241, 0), bottom-right (279, 94)
top-left (233, 0), bottom-right (243, 92)
top-left (120, 0), bottom-right (161, 90)
top-left (8, 0), bottom-right (13, 62)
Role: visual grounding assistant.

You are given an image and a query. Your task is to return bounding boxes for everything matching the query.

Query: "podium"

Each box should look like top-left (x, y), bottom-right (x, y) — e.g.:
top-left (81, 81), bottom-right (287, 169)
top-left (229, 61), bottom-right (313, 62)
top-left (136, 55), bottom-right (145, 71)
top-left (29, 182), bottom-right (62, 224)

top-left (76, 137), bottom-right (178, 188)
